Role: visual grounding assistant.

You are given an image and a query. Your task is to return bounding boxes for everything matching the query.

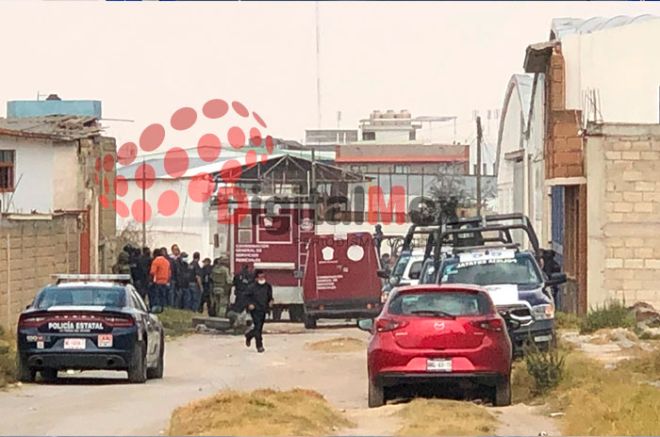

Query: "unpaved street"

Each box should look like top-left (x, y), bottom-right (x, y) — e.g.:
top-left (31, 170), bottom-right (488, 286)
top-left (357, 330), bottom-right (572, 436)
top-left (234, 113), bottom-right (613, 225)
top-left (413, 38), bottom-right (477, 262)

top-left (0, 325), bottom-right (559, 436)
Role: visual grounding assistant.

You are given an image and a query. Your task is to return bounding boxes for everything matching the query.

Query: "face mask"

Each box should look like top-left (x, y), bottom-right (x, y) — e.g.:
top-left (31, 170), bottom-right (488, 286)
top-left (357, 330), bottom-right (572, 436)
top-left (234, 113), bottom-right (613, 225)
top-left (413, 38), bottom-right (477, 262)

top-left (182, 257), bottom-right (189, 263)
top-left (257, 279), bottom-right (266, 285)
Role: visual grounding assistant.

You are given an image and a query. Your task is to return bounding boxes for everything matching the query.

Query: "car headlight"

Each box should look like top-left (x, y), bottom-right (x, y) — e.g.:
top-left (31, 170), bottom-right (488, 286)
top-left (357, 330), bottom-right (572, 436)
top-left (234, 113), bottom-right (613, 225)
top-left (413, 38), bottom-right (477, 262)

top-left (532, 304), bottom-right (555, 320)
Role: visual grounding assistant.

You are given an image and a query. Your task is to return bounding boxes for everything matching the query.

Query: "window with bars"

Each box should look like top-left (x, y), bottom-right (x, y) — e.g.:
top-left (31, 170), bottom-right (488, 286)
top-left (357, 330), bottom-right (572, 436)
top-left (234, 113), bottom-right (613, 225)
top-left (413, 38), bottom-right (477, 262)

top-left (0, 150), bottom-right (15, 192)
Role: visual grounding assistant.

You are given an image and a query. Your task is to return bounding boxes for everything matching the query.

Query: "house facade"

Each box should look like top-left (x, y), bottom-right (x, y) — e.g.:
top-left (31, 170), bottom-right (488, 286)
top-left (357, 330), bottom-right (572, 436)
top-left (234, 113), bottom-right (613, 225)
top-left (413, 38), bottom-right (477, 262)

top-left (497, 15), bottom-right (660, 313)
top-left (0, 115), bottom-right (117, 273)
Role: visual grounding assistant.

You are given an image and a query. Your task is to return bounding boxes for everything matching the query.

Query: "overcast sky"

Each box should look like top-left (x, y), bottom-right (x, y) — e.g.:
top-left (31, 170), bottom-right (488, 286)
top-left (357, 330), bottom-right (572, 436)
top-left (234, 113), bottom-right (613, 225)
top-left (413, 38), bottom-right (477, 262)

top-left (0, 1), bottom-right (656, 150)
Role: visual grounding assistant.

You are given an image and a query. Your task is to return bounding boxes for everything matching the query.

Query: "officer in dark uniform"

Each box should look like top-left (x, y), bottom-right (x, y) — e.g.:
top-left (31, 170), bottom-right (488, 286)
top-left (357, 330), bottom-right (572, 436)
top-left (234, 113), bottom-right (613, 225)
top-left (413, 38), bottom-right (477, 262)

top-left (244, 270), bottom-right (273, 353)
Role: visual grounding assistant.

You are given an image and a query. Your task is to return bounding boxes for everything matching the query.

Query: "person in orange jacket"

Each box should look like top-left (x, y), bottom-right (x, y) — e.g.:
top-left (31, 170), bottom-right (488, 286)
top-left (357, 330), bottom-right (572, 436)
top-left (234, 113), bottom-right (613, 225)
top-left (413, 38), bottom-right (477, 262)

top-left (149, 248), bottom-right (171, 309)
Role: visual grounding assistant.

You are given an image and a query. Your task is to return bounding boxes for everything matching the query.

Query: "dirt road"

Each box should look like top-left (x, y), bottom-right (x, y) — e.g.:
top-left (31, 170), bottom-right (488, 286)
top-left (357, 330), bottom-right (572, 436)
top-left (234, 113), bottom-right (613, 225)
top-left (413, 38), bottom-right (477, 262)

top-left (0, 324), bottom-right (559, 436)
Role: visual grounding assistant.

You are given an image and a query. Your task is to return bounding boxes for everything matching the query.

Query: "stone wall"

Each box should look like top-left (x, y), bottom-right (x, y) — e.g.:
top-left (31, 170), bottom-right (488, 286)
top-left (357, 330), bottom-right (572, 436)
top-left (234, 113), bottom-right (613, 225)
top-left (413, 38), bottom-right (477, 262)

top-left (586, 123), bottom-right (660, 310)
top-left (0, 213), bottom-right (81, 329)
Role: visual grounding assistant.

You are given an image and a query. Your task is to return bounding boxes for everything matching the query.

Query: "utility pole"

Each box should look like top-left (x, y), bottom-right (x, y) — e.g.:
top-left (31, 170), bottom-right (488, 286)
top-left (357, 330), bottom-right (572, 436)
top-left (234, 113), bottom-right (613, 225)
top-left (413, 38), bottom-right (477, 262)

top-left (476, 116), bottom-right (483, 217)
top-left (315, 1), bottom-right (322, 129)
top-left (141, 158), bottom-right (147, 248)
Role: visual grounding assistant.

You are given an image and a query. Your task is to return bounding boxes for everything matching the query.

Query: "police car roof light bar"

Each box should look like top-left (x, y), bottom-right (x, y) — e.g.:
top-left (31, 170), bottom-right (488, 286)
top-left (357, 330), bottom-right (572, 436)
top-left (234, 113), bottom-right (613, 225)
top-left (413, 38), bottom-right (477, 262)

top-left (52, 274), bottom-right (132, 285)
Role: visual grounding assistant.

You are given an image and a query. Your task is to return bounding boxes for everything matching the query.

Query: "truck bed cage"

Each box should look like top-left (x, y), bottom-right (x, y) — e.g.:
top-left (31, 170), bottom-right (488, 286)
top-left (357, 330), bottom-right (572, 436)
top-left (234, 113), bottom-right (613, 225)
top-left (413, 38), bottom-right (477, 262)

top-left (432, 213), bottom-right (541, 261)
top-left (52, 274), bottom-right (132, 285)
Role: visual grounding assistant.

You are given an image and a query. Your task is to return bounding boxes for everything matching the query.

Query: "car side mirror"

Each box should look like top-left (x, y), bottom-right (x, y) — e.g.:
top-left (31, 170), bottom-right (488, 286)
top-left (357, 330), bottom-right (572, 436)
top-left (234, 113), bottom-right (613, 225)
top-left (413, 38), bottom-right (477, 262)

top-left (357, 318), bottom-right (374, 332)
top-left (547, 272), bottom-right (567, 287)
top-left (150, 306), bottom-right (164, 314)
top-left (377, 270), bottom-right (390, 279)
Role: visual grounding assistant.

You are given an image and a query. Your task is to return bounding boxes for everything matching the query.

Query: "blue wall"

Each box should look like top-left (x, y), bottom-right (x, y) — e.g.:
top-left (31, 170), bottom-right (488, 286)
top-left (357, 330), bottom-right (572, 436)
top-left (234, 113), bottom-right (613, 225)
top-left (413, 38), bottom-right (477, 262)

top-left (7, 100), bottom-right (102, 118)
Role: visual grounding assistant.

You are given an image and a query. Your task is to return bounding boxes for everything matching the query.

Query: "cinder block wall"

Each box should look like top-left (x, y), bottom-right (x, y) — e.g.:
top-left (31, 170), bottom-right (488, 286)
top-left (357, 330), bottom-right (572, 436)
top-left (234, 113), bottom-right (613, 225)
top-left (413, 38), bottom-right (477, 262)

top-left (586, 123), bottom-right (660, 310)
top-left (0, 214), bottom-right (80, 329)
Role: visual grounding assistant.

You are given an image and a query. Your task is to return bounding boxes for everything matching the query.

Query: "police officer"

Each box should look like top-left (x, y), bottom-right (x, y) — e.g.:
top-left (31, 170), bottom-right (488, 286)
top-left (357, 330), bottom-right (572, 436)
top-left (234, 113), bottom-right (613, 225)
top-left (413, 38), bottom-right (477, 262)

top-left (233, 264), bottom-right (254, 304)
top-left (199, 258), bottom-right (213, 314)
top-left (244, 270), bottom-right (274, 353)
top-left (210, 257), bottom-right (232, 317)
top-left (112, 249), bottom-right (132, 282)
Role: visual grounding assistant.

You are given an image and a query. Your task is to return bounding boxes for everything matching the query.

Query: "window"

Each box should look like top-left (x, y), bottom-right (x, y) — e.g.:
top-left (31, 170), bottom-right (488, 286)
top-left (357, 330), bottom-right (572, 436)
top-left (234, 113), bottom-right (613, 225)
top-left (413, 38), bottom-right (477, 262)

top-left (362, 131), bottom-right (375, 141)
top-left (0, 150), bottom-right (15, 192)
top-left (440, 253), bottom-right (543, 287)
top-left (34, 287), bottom-right (127, 309)
top-left (408, 261), bottom-right (423, 280)
top-left (409, 131), bottom-right (416, 141)
top-left (394, 165), bottom-right (410, 174)
top-left (388, 291), bottom-right (490, 316)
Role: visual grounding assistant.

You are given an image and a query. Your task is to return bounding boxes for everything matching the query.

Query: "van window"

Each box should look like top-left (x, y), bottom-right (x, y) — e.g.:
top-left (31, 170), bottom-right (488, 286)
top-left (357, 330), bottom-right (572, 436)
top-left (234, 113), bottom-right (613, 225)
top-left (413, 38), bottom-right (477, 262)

top-left (408, 261), bottom-right (423, 280)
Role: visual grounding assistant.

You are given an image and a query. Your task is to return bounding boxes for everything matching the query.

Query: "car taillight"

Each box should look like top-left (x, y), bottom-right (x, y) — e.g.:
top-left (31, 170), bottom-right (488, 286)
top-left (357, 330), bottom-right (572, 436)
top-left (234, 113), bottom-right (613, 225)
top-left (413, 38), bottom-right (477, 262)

top-left (18, 316), bottom-right (47, 328)
top-left (375, 318), bottom-right (409, 332)
top-left (103, 316), bottom-right (134, 327)
top-left (471, 318), bottom-right (504, 332)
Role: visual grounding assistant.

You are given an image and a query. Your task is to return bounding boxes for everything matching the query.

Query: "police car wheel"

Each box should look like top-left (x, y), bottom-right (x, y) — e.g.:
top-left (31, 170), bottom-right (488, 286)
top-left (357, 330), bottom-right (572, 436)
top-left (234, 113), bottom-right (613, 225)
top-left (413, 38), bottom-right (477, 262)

top-left (147, 334), bottom-right (165, 379)
top-left (16, 356), bottom-right (36, 383)
top-left (128, 342), bottom-right (147, 383)
top-left (41, 368), bottom-right (58, 383)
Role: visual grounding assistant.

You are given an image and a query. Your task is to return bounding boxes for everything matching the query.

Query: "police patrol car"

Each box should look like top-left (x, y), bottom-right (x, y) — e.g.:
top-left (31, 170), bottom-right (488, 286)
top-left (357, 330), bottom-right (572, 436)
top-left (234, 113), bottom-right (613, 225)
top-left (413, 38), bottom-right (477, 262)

top-left (16, 274), bottom-right (165, 383)
top-left (419, 245), bottom-right (566, 354)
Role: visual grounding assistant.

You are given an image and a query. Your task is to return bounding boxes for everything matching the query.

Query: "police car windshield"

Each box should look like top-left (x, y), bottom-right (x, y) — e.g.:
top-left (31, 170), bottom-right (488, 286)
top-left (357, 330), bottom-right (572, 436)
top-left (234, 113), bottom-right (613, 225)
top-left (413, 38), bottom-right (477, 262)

top-left (393, 254), bottom-right (411, 276)
top-left (440, 252), bottom-right (542, 287)
top-left (34, 287), bottom-right (127, 309)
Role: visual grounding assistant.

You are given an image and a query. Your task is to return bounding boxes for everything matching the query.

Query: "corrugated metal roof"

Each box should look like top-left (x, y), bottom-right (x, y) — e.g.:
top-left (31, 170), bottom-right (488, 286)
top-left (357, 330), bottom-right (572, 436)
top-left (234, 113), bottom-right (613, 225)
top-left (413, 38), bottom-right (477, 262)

top-left (0, 115), bottom-right (103, 141)
top-left (550, 15), bottom-right (659, 40)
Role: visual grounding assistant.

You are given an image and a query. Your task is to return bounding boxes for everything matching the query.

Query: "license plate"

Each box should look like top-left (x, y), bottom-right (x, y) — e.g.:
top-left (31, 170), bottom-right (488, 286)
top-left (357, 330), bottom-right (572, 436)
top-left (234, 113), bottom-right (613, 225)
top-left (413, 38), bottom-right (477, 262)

top-left (427, 358), bottom-right (452, 372)
top-left (63, 338), bottom-right (86, 350)
top-left (534, 335), bottom-right (553, 343)
top-left (98, 334), bottom-right (113, 348)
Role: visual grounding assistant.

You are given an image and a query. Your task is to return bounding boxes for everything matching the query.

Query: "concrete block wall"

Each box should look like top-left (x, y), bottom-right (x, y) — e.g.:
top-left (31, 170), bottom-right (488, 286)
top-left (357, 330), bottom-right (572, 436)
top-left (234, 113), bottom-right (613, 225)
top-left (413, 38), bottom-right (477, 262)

top-left (0, 214), bottom-right (80, 329)
top-left (586, 123), bottom-right (660, 310)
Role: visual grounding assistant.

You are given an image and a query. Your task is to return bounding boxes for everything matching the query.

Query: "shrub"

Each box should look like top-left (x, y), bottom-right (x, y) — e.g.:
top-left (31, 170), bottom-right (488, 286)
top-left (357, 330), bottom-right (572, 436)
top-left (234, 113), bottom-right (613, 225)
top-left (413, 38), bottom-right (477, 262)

top-left (579, 300), bottom-right (635, 334)
top-left (523, 341), bottom-right (566, 395)
top-left (555, 311), bottom-right (581, 330)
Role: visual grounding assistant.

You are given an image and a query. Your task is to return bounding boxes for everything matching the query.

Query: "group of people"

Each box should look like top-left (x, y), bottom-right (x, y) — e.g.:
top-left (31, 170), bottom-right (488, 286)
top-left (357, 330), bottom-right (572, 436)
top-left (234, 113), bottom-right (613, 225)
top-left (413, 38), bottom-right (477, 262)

top-left (113, 244), bottom-right (274, 352)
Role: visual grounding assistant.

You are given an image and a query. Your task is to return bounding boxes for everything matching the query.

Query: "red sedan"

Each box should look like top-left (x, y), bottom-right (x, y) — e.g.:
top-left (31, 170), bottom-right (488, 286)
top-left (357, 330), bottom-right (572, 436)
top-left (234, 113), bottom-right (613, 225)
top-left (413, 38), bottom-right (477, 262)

top-left (358, 284), bottom-right (513, 407)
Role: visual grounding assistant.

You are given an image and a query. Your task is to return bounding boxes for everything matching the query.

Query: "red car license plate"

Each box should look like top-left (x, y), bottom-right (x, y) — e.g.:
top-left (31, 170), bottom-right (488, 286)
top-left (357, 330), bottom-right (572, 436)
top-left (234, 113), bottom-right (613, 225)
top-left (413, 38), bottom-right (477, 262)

top-left (427, 358), bottom-right (452, 372)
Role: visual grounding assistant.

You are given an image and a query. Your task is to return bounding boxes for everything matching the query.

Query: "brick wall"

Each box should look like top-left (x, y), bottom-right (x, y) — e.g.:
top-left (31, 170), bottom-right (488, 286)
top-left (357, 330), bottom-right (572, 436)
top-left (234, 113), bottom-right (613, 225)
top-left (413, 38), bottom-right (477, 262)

top-left (586, 123), bottom-right (660, 310)
top-left (0, 213), bottom-right (81, 329)
top-left (545, 47), bottom-right (584, 179)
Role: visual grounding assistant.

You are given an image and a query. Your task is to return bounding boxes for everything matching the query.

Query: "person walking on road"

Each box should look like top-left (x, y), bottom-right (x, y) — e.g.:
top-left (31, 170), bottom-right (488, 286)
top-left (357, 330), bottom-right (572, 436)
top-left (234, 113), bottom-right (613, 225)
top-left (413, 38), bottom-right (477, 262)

top-left (244, 269), bottom-right (273, 353)
top-left (210, 256), bottom-right (232, 317)
top-left (149, 248), bottom-right (171, 309)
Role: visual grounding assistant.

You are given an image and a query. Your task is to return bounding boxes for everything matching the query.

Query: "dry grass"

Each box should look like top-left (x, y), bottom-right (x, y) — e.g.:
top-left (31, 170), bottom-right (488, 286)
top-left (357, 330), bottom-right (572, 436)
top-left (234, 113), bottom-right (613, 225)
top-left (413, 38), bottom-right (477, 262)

top-left (514, 347), bottom-right (660, 435)
top-left (168, 388), bottom-right (354, 436)
top-left (158, 308), bottom-right (197, 337)
top-left (306, 337), bottom-right (366, 353)
top-left (395, 398), bottom-right (497, 436)
top-left (0, 327), bottom-right (16, 388)
top-left (618, 346), bottom-right (660, 380)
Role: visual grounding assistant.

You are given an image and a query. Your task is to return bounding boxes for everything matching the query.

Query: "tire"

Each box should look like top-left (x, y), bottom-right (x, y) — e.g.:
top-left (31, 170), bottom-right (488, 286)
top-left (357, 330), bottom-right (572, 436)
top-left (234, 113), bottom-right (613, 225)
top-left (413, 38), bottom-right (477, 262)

top-left (303, 314), bottom-right (317, 329)
top-left (16, 355), bottom-right (35, 383)
top-left (271, 308), bottom-right (283, 322)
top-left (147, 334), bottom-right (165, 379)
top-left (288, 305), bottom-right (304, 323)
top-left (127, 341), bottom-right (147, 384)
top-left (41, 368), bottom-right (58, 383)
top-left (493, 375), bottom-right (512, 407)
top-left (368, 380), bottom-right (385, 408)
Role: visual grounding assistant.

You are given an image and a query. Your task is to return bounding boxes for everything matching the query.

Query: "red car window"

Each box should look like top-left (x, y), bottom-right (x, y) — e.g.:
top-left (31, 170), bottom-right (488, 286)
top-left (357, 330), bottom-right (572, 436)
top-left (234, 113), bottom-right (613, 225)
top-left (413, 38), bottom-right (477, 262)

top-left (388, 291), bottom-right (490, 317)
